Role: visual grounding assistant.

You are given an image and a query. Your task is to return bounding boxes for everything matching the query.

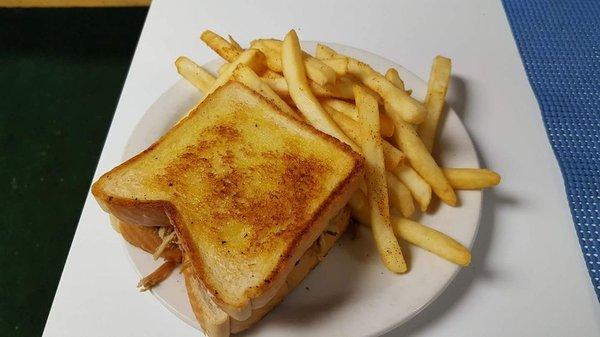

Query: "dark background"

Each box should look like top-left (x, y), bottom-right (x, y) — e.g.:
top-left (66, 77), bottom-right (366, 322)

top-left (0, 8), bottom-right (148, 337)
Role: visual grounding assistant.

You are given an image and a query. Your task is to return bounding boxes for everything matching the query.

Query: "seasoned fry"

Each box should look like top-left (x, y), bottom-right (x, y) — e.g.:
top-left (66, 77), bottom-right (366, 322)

top-left (349, 58), bottom-right (427, 124)
top-left (392, 165), bottom-right (432, 211)
top-left (381, 140), bottom-right (406, 170)
top-left (203, 48), bottom-right (266, 97)
top-left (200, 30), bottom-right (241, 62)
top-left (382, 75), bottom-right (457, 206)
top-left (391, 218), bottom-right (471, 266)
top-left (349, 191), bottom-right (469, 266)
top-left (231, 64), bottom-right (299, 120)
top-left (260, 70), bottom-right (354, 100)
top-left (324, 104), bottom-right (405, 169)
top-left (385, 68), bottom-right (413, 95)
top-left (321, 98), bottom-right (395, 137)
top-left (330, 76), bottom-right (359, 100)
top-left (252, 39), bottom-right (337, 86)
top-left (355, 85), bottom-right (407, 273)
top-left (341, 76), bottom-right (384, 104)
top-left (389, 114), bottom-right (457, 206)
top-left (304, 54), bottom-right (338, 86)
top-left (386, 172), bottom-right (415, 218)
top-left (443, 168), bottom-right (501, 189)
top-left (419, 56), bottom-right (452, 152)
top-left (249, 40), bottom-right (283, 73)
top-left (315, 43), bottom-right (339, 59)
top-left (385, 68), bottom-right (405, 91)
top-left (228, 34), bottom-right (243, 52)
top-left (321, 98), bottom-right (358, 118)
top-left (321, 57), bottom-right (348, 76)
top-left (281, 30), bottom-right (357, 149)
top-left (175, 56), bottom-right (216, 93)
top-left (137, 260), bottom-right (179, 291)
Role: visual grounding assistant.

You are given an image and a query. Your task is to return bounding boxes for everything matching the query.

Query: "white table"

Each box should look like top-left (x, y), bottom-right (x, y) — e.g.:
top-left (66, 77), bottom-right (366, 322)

top-left (42, 1), bottom-right (600, 336)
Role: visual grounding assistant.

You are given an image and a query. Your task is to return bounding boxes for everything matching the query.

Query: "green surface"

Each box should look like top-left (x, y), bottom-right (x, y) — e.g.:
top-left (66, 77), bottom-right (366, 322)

top-left (0, 8), bottom-right (148, 337)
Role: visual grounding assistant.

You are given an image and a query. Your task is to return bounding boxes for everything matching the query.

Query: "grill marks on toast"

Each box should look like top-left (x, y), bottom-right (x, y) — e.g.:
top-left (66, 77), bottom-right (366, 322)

top-left (154, 122), bottom-right (331, 259)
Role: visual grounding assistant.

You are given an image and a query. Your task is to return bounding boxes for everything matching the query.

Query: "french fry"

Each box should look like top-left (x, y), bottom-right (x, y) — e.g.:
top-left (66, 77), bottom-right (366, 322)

top-left (228, 34), bottom-right (243, 52)
top-left (381, 140), bottom-right (406, 170)
top-left (231, 64), bottom-right (299, 120)
top-left (349, 58), bottom-right (427, 124)
top-left (304, 54), bottom-right (338, 86)
top-left (260, 70), bottom-right (354, 100)
top-left (203, 49), bottom-right (266, 98)
top-left (321, 98), bottom-right (395, 137)
top-left (354, 84), bottom-right (407, 273)
top-left (443, 168), bottom-right (501, 189)
top-left (281, 30), bottom-right (357, 150)
top-left (253, 38), bottom-right (281, 51)
top-left (324, 104), bottom-right (405, 169)
top-left (392, 165), bottom-right (432, 211)
top-left (321, 57), bottom-right (348, 76)
top-left (175, 56), bottom-right (216, 93)
top-left (252, 39), bottom-right (338, 86)
top-left (340, 76), bottom-right (384, 104)
top-left (386, 172), bottom-right (415, 218)
top-left (316, 44), bottom-right (406, 109)
top-left (217, 62), bottom-right (229, 75)
top-left (315, 43), bottom-right (339, 59)
top-left (385, 68), bottom-right (413, 96)
top-left (349, 190), bottom-right (469, 266)
top-left (383, 75), bottom-right (457, 206)
top-left (389, 114), bottom-right (457, 206)
top-left (330, 76), bottom-right (360, 100)
top-left (321, 98), bottom-right (358, 118)
top-left (200, 30), bottom-right (241, 62)
top-left (419, 56), bottom-right (452, 152)
top-left (392, 218), bottom-right (471, 266)
top-left (249, 41), bottom-right (283, 73)
top-left (385, 68), bottom-right (406, 92)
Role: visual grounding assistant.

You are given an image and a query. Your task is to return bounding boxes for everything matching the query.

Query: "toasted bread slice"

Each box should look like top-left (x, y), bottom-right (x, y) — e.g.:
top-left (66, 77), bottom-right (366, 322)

top-left (182, 207), bottom-right (350, 337)
top-left (92, 81), bottom-right (363, 320)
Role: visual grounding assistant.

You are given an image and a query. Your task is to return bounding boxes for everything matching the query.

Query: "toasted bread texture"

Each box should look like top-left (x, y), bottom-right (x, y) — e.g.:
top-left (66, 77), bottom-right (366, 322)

top-left (92, 81), bottom-right (363, 320)
top-left (182, 207), bottom-right (351, 337)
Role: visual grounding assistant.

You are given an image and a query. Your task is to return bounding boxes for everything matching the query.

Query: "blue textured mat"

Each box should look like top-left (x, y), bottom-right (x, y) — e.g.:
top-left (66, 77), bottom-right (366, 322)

top-left (502, 0), bottom-right (600, 298)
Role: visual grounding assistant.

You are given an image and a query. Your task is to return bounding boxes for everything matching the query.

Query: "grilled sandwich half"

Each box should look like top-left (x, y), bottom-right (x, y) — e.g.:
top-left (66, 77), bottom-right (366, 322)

top-left (92, 81), bottom-right (363, 321)
top-left (182, 207), bottom-right (350, 337)
top-left (115, 206), bottom-right (349, 337)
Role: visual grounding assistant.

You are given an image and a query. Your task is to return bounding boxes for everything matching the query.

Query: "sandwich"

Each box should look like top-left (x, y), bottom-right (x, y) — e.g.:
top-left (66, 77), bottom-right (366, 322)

top-left (91, 81), bottom-right (364, 335)
top-left (114, 206), bottom-right (349, 336)
top-left (181, 207), bottom-right (350, 336)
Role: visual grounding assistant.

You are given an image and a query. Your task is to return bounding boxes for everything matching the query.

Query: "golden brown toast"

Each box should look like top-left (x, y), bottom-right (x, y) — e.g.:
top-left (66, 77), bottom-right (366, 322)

top-left (182, 207), bottom-right (351, 337)
top-left (92, 81), bottom-right (363, 320)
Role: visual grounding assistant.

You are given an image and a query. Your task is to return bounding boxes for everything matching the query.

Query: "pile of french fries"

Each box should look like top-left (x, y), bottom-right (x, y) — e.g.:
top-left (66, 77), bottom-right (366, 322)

top-left (175, 29), bottom-right (501, 272)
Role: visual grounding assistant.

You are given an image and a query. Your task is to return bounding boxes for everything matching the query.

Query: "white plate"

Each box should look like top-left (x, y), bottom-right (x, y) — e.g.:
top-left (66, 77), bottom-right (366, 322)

top-left (121, 42), bottom-right (481, 337)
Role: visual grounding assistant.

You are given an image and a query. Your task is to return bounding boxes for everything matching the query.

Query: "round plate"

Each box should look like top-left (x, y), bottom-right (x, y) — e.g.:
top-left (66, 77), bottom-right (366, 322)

top-left (122, 42), bottom-right (481, 337)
